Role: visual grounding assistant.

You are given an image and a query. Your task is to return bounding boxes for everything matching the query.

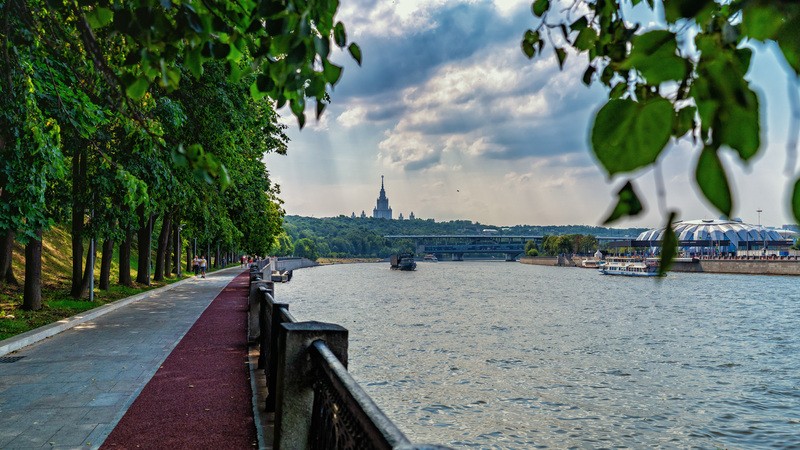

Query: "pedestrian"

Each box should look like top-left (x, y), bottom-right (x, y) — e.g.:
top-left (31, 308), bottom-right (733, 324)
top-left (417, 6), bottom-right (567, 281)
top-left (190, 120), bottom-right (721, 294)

top-left (200, 255), bottom-right (207, 278)
top-left (192, 255), bottom-right (200, 276)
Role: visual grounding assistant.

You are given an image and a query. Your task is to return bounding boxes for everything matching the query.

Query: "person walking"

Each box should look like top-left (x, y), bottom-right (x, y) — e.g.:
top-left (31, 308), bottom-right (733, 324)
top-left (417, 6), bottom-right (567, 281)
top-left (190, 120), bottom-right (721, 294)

top-left (200, 255), bottom-right (207, 278)
top-left (192, 255), bottom-right (200, 276)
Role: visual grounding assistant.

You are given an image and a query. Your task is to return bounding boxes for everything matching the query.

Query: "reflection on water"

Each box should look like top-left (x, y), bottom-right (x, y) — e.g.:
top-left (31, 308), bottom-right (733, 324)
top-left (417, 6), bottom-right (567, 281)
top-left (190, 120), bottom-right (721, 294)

top-left (278, 261), bottom-right (800, 448)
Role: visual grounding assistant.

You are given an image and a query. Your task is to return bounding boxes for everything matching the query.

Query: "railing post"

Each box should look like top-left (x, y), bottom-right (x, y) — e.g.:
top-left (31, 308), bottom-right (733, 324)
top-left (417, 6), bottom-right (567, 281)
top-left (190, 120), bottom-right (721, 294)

top-left (264, 299), bottom-right (287, 410)
top-left (248, 280), bottom-right (269, 343)
top-left (274, 321), bottom-right (348, 450)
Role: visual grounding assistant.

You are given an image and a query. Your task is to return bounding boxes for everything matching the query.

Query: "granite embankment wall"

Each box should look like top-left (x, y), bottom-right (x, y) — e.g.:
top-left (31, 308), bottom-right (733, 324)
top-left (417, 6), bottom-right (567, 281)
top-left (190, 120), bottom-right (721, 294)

top-left (275, 257), bottom-right (318, 271)
top-left (519, 256), bottom-right (800, 275)
top-left (672, 259), bottom-right (800, 275)
top-left (519, 256), bottom-right (559, 266)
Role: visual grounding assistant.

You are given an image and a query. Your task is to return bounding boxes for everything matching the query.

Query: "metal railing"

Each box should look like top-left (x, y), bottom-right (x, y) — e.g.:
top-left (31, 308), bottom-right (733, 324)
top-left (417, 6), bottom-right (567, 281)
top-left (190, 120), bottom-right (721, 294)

top-left (248, 269), bottom-right (449, 450)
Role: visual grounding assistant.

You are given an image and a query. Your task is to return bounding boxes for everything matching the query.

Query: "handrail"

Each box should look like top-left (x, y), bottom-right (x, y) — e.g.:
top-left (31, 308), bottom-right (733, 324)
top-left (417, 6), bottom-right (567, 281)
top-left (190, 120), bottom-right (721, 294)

top-left (309, 340), bottom-right (411, 449)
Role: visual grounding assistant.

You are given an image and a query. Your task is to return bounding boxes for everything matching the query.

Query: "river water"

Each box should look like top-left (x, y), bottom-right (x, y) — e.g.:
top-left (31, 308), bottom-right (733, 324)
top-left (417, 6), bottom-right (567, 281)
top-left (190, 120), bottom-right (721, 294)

top-left (276, 261), bottom-right (800, 449)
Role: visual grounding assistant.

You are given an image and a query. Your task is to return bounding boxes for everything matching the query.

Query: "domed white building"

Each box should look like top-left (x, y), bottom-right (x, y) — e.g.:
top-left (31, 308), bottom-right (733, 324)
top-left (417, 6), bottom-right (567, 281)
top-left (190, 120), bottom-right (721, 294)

top-left (636, 219), bottom-right (792, 255)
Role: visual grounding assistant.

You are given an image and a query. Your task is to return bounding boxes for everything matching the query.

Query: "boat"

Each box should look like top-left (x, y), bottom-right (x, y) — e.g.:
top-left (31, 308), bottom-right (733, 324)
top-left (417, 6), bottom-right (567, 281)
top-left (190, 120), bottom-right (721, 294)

top-left (390, 253), bottom-right (417, 271)
top-left (423, 254), bottom-right (438, 262)
top-left (582, 249), bottom-right (605, 268)
top-left (598, 257), bottom-right (663, 277)
top-left (581, 259), bottom-right (604, 269)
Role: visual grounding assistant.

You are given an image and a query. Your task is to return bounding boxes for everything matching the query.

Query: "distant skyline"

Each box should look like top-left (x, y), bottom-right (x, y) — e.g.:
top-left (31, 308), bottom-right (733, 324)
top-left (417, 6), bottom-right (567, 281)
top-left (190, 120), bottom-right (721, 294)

top-left (264, 0), bottom-right (800, 229)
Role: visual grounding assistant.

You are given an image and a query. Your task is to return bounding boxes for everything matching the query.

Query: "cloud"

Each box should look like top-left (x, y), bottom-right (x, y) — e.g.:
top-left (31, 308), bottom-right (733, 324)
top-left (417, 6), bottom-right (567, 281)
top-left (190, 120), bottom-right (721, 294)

top-left (333, 1), bottom-right (534, 98)
top-left (370, 34), bottom-right (606, 170)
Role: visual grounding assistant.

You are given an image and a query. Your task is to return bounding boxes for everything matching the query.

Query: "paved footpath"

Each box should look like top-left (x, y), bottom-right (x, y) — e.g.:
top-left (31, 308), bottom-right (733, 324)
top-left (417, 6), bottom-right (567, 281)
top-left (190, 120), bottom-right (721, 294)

top-left (0, 267), bottom-right (248, 449)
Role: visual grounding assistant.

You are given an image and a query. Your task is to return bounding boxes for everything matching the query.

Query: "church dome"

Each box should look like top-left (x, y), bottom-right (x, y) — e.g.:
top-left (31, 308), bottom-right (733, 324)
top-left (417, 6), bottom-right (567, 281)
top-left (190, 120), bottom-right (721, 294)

top-left (637, 219), bottom-right (784, 246)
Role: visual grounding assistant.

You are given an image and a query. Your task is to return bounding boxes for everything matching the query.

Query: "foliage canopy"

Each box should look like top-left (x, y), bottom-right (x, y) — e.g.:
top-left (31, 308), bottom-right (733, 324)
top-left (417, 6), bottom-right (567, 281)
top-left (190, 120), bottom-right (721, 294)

top-left (523, 0), bottom-right (800, 273)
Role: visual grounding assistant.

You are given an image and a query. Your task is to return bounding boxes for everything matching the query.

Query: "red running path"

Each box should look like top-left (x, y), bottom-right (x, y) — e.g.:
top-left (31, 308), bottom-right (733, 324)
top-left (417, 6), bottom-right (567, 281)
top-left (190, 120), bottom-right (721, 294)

top-left (102, 272), bottom-right (257, 448)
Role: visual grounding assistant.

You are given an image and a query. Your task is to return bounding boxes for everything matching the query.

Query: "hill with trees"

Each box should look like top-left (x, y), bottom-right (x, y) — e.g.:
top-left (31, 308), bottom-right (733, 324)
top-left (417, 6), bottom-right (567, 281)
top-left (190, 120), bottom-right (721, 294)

top-left (280, 215), bottom-right (647, 259)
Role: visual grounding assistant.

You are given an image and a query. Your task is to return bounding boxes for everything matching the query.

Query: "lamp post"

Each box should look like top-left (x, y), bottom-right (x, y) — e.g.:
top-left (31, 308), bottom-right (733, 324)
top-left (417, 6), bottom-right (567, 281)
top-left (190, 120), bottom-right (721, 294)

top-left (757, 209), bottom-right (762, 227)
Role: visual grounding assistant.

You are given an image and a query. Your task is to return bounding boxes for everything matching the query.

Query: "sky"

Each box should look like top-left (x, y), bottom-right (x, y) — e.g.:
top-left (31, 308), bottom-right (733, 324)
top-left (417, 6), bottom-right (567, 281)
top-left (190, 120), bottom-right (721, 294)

top-left (264, 0), bottom-right (800, 229)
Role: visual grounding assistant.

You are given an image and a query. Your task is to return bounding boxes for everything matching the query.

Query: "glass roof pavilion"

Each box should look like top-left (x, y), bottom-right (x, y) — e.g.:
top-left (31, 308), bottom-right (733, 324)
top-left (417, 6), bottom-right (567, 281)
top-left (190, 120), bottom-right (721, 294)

top-left (637, 219), bottom-right (785, 247)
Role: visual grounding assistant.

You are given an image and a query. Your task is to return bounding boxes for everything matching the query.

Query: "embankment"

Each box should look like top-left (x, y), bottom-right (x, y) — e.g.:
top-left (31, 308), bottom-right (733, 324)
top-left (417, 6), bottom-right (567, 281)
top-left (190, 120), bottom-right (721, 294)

top-left (671, 259), bottom-right (800, 275)
top-left (519, 256), bottom-right (800, 276)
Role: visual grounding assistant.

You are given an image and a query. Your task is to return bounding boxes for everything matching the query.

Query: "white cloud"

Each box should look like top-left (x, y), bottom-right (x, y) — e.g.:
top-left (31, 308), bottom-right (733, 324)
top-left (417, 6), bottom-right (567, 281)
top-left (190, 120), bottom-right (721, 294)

top-left (337, 105), bottom-right (368, 128)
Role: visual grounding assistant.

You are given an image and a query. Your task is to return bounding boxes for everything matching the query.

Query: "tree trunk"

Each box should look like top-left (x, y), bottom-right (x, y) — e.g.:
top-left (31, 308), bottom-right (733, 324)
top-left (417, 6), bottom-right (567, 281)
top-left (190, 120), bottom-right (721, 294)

top-left (164, 220), bottom-right (173, 278)
top-left (172, 220), bottom-right (180, 275)
top-left (70, 147), bottom-right (86, 298)
top-left (78, 241), bottom-right (96, 298)
top-left (0, 229), bottom-right (18, 285)
top-left (119, 227), bottom-right (133, 287)
top-left (135, 205), bottom-right (152, 285)
top-left (154, 211), bottom-right (172, 281)
top-left (22, 229), bottom-right (43, 311)
top-left (99, 238), bottom-right (114, 290)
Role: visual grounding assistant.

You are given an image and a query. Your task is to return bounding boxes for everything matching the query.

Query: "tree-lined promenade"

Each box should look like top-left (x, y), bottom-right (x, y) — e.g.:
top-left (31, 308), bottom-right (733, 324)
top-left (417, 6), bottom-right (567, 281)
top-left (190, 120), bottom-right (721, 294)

top-left (1, 0), bottom-right (359, 311)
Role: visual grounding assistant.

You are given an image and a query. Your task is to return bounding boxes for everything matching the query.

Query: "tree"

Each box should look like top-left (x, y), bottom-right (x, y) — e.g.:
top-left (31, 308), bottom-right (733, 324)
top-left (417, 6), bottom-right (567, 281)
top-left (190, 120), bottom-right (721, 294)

top-left (523, 0), bottom-right (800, 271)
top-left (524, 239), bottom-right (538, 254)
top-left (293, 238), bottom-right (318, 261)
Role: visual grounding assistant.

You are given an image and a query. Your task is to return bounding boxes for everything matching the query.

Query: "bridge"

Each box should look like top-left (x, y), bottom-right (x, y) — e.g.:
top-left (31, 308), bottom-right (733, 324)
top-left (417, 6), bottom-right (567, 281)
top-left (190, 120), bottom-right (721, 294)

top-left (385, 234), bottom-right (639, 261)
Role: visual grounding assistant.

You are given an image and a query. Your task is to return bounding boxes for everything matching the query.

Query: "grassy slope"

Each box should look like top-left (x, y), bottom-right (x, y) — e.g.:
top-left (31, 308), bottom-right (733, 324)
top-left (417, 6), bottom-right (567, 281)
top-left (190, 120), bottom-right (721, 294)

top-left (0, 226), bottom-right (188, 340)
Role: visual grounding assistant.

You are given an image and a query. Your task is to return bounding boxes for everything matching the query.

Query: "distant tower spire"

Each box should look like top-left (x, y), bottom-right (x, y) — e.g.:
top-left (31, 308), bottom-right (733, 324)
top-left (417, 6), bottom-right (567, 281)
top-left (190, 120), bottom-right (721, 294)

top-left (373, 175), bottom-right (393, 219)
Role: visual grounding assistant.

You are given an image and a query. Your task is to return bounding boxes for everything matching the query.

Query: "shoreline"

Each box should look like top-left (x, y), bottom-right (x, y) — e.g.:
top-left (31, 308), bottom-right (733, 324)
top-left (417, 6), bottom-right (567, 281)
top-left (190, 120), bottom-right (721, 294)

top-left (519, 256), bottom-right (800, 276)
top-left (316, 257), bottom-right (383, 265)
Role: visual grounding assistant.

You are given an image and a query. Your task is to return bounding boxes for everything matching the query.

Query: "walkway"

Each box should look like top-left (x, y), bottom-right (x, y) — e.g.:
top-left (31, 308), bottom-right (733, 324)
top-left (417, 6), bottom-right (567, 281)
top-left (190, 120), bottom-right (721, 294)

top-left (0, 267), bottom-right (255, 449)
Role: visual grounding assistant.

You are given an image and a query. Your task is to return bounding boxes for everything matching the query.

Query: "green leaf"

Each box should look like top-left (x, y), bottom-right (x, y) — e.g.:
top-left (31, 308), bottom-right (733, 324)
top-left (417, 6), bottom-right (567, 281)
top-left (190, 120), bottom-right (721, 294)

top-left (718, 101), bottom-right (760, 161)
top-left (574, 27), bottom-right (597, 52)
top-left (522, 40), bottom-right (535, 58)
top-left (658, 211), bottom-right (678, 276)
top-left (603, 181), bottom-right (644, 224)
top-left (348, 43), bottom-right (362, 66)
top-left (777, 13), bottom-right (800, 74)
top-left (532, 0), bottom-right (549, 17)
top-left (521, 30), bottom-right (539, 59)
top-left (256, 74), bottom-right (274, 93)
top-left (582, 65), bottom-right (595, 86)
top-left (322, 59), bottom-right (342, 85)
top-left (624, 30), bottom-right (686, 84)
top-left (555, 47), bottom-right (567, 69)
top-left (316, 100), bottom-right (326, 120)
top-left (125, 77), bottom-right (150, 100)
top-left (673, 106), bottom-right (696, 137)
top-left (334, 22), bottom-right (346, 48)
top-left (664, 0), bottom-right (714, 22)
top-left (793, 177), bottom-right (800, 225)
top-left (591, 98), bottom-right (672, 175)
top-left (185, 47), bottom-right (203, 78)
top-left (570, 16), bottom-right (588, 31)
top-left (609, 82), bottom-right (627, 99)
top-left (695, 146), bottom-right (733, 216)
top-left (86, 7), bottom-right (114, 29)
top-left (741, 5), bottom-right (783, 40)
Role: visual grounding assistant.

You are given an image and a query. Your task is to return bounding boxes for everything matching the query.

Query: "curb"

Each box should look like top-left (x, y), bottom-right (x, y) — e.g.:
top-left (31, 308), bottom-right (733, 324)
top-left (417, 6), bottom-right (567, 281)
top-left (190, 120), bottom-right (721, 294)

top-left (0, 268), bottom-right (241, 357)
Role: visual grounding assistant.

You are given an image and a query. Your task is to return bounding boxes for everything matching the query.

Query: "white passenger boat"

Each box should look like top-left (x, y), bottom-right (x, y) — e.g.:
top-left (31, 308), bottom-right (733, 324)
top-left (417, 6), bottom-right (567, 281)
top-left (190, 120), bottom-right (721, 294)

top-left (598, 258), bottom-right (663, 277)
top-left (581, 259), bottom-right (604, 269)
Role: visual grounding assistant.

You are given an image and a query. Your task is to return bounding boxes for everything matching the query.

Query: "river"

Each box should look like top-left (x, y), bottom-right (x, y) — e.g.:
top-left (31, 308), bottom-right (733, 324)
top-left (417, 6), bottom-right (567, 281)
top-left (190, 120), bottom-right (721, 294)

top-left (275, 261), bottom-right (800, 449)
